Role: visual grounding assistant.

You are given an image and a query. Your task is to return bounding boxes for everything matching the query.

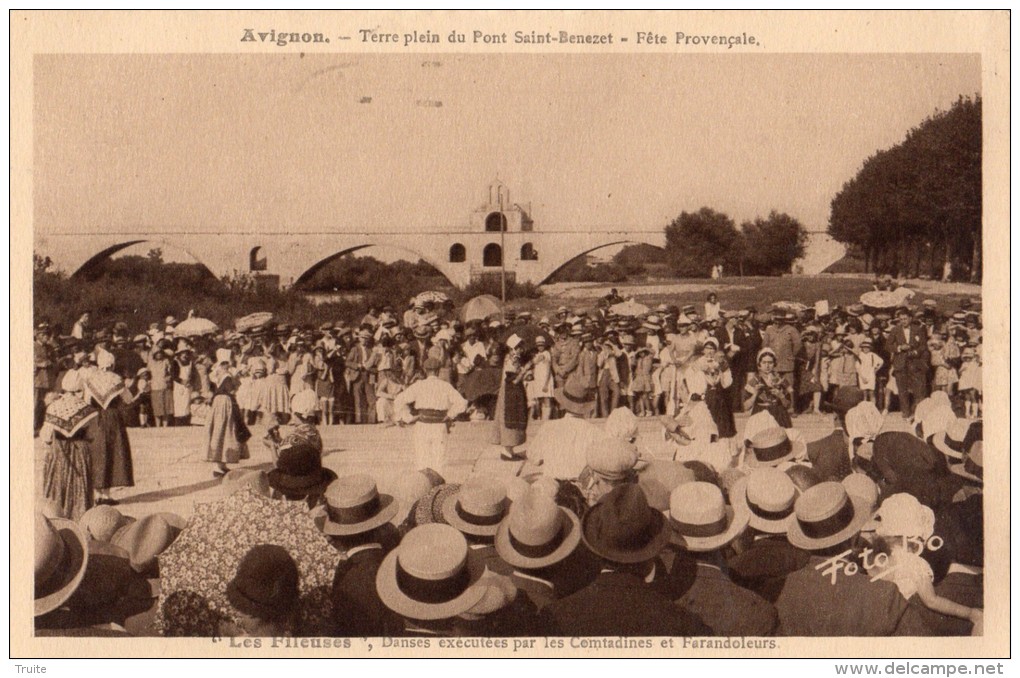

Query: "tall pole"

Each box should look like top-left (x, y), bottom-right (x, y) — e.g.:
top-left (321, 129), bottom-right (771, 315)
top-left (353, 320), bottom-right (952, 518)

top-left (499, 185), bottom-right (506, 320)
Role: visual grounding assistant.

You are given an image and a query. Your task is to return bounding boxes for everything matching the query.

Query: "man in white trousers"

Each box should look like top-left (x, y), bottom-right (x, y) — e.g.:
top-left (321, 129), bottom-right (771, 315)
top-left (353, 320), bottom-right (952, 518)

top-left (393, 357), bottom-right (468, 474)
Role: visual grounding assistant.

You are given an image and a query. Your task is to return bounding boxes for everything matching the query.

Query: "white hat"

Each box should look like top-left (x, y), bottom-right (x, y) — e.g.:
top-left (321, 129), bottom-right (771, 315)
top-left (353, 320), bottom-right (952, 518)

top-left (506, 334), bottom-right (523, 350)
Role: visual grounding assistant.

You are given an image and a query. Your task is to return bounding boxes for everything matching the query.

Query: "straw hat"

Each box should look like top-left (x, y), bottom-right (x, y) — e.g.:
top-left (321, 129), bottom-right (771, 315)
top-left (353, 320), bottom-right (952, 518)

top-left (376, 524), bottom-right (488, 621)
top-left (668, 482), bottom-right (749, 552)
top-left (787, 482), bottom-right (872, 550)
top-left (312, 475), bottom-right (399, 537)
top-left (441, 477), bottom-right (511, 538)
top-left (745, 428), bottom-right (807, 468)
top-left (35, 513), bottom-right (88, 617)
top-left (730, 468), bottom-right (799, 534)
top-left (494, 489), bottom-right (581, 569)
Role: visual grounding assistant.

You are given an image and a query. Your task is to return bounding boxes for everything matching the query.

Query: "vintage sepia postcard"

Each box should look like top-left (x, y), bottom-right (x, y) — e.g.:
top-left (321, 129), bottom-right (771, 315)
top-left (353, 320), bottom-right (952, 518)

top-left (10, 10), bottom-right (1010, 663)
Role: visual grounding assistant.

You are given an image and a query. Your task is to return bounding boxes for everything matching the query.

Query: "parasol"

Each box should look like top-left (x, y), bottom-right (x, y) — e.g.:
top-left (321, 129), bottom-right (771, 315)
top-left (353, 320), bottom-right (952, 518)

top-left (460, 295), bottom-right (502, 323)
top-left (414, 290), bottom-right (450, 306)
top-left (609, 298), bottom-right (650, 317)
top-left (155, 486), bottom-right (340, 636)
top-left (771, 301), bottom-right (808, 314)
top-left (235, 312), bottom-right (274, 333)
top-left (174, 316), bottom-right (219, 338)
top-left (458, 366), bottom-right (502, 403)
top-left (860, 288), bottom-right (915, 309)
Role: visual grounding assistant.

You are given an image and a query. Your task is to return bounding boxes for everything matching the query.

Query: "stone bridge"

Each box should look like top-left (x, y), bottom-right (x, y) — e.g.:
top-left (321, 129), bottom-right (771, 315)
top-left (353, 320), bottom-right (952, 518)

top-left (36, 229), bottom-right (671, 289)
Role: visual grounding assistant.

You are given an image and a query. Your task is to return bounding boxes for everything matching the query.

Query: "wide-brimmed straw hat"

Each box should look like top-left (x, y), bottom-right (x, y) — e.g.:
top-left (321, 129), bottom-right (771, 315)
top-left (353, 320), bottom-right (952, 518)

top-left (730, 468), bottom-right (799, 534)
top-left (376, 524), bottom-right (488, 621)
top-left (745, 428), bottom-right (807, 468)
top-left (494, 489), bottom-right (581, 569)
top-left (669, 482), bottom-right (749, 552)
top-left (442, 477), bottom-right (511, 538)
top-left (787, 481), bottom-right (872, 550)
top-left (581, 484), bottom-right (670, 564)
top-left (312, 475), bottom-right (399, 536)
top-left (35, 513), bottom-right (89, 617)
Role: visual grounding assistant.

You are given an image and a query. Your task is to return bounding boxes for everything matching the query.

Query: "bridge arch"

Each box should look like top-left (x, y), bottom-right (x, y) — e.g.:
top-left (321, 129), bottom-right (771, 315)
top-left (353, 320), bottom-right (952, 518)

top-left (538, 240), bottom-right (666, 285)
top-left (293, 244), bottom-right (457, 288)
top-left (72, 239), bottom-right (217, 280)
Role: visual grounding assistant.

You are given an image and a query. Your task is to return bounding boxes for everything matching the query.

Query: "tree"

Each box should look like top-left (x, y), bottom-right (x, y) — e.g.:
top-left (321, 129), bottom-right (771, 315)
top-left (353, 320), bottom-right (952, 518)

top-left (664, 208), bottom-right (742, 278)
top-left (146, 248), bottom-right (164, 265)
top-left (828, 96), bottom-right (981, 280)
top-left (740, 211), bottom-right (808, 276)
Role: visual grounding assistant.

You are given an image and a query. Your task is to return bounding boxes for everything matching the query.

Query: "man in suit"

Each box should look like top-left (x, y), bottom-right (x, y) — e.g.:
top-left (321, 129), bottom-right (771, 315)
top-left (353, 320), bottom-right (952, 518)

top-left (493, 488), bottom-right (597, 611)
top-left (717, 312), bottom-right (750, 411)
top-left (887, 307), bottom-right (930, 418)
top-left (763, 311), bottom-right (802, 403)
top-left (775, 482), bottom-right (908, 635)
top-left (542, 485), bottom-right (711, 636)
top-left (665, 482), bottom-right (779, 636)
top-left (319, 475), bottom-right (406, 637)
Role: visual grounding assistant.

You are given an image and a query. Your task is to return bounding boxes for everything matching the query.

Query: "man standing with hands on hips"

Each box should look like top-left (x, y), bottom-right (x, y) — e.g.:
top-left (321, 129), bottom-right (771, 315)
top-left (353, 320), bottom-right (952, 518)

top-left (393, 357), bottom-right (468, 475)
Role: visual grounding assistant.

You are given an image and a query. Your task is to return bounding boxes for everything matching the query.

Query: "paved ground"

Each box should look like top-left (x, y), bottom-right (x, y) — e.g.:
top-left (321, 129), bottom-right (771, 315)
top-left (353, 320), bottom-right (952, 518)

top-left (35, 412), bottom-right (908, 522)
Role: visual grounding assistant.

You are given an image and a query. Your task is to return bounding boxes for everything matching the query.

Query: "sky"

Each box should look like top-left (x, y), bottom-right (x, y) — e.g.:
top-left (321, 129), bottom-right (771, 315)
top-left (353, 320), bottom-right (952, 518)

top-left (34, 53), bottom-right (980, 261)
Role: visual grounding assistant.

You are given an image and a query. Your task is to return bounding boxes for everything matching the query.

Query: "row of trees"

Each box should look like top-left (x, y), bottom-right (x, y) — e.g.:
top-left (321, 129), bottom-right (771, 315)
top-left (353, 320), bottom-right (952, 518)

top-left (663, 208), bottom-right (809, 278)
top-left (828, 96), bottom-right (981, 281)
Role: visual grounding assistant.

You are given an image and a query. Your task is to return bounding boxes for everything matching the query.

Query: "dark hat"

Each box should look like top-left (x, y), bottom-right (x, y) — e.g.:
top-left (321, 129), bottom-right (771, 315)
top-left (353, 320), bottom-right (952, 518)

top-left (226, 545), bottom-right (300, 621)
top-left (830, 386), bottom-right (865, 414)
top-left (267, 442), bottom-right (337, 498)
top-left (872, 432), bottom-right (963, 509)
top-left (581, 484), bottom-right (670, 564)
